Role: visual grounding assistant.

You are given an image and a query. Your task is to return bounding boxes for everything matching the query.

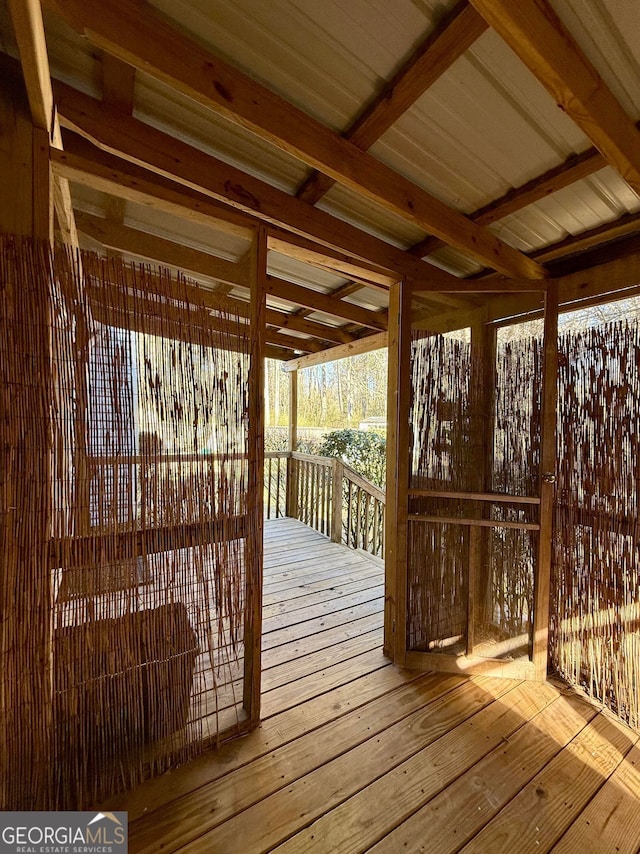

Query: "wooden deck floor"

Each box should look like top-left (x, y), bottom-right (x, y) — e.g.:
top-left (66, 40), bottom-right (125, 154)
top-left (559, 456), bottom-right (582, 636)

top-left (121, 518), bottom-right (640, 853)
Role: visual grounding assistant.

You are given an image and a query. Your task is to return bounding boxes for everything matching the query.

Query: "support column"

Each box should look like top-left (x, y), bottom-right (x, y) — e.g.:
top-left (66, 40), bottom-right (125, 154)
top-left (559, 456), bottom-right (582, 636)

top-left (288, 368), bottom-right (298, 453)
top-left (0, 69), bottom-right (54, 809)
top-left (533, 282), bottom-right (559, 680)
top-left (383, 279), bottom-right (412, 664)
top-left (285, 368), bottom-right (298, 519)
top-left (468, 321), bottom-right (497, 651)
top-left (243, 227), bottom-right (267, 727)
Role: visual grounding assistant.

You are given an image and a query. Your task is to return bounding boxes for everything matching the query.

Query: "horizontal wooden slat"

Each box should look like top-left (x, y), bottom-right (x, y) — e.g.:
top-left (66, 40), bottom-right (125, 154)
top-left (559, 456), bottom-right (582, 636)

top-left (49, 515), bottom-right (246, 568)
top-left (409, 514), bottom-right (540, 531)
top-left (409, 488), bottom-right (540, 505)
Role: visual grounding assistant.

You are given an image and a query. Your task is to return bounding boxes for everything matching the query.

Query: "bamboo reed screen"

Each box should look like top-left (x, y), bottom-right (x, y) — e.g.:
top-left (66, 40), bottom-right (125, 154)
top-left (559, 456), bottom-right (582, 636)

top-left (407, 327), bottom-right (541, 657)
top-left (407, 333), bottom-right (473, 650)
top-left (1, 236), bottom-right (257, 809)
top-left (551, 318), bottom-right (640, 728)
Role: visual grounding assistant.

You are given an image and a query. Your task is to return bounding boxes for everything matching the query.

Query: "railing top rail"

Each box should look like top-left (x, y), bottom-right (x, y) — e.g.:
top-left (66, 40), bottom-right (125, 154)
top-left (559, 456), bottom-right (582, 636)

top-left (87, 452), bottom-right (247, 465)
top-left (291, 451), bottom-right (333, 465)
top-left (291, 451), bottom-right (386, 504)
top-left (342, 465), bottom-right (386, 503)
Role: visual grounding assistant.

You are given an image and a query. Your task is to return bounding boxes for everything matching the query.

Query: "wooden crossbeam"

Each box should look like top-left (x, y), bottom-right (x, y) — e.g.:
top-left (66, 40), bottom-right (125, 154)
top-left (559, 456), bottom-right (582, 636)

top-left (53, 83), bottom-right (469, 290)
top-left (46, 0), bottom-right (546, 279)
top-left (101, 53), bottom-right (136, 113)
top-left (76, 211), bottom-right (250, 287)
top-left (470, 0), bottom-right (640, 195)
top-left (297, 1), bottom-right (487, 205)
top-left (6, 1), bottom-right (78, 245)
top-left (283, 332), bottom-right (389, 372)
top-left (411, 146), bottom-right (608, 260)
top-left (89, 284), bottom-right (319, 356)
top-left (266, 277), bottom-right (388, 331)
top-left (264, 308), bottom-right (357, 345)
top-left (83, 253), bottom-right (364, 349)
top-left (56, 143), bottom-right (392, 331)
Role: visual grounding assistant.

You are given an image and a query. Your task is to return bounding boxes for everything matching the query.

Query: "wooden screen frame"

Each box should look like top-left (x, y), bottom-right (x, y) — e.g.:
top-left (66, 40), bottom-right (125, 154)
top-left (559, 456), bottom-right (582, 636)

top-left (385, 279), bottom-right (557, 681)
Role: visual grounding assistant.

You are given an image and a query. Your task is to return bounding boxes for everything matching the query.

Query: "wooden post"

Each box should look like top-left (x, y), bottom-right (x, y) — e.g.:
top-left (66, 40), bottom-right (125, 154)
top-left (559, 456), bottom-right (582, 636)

top-left (285, 454), bottom-right (297, 519)
top-left (284, 369), bottom-right (298, 519)
top-left (384, 279), bottom-right (412, 664)
top-left (533, 282), bottom-right (558, 680)
top-left (0, 68), bottom-right (54, 809)
top-left (468, 321), bottom-right (497, 646)
top-left (243, 227), bottom-right (266, 726)
top-left (331, 458), bottom-right (344, 544)
top-left (288, 368), bottom-right (298, 452)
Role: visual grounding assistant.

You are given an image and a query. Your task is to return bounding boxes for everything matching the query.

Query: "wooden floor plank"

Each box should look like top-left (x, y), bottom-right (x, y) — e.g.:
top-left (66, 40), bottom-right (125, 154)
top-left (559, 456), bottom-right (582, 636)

top-left (184, 678), bottom-right (525, 852)
top-left (552, 740), bottom-right (640, 854)
top-left (261, 611), bottom-right (383, 669)
top-left (263, 573), bottom-right (383, 618)
top-left (118, 519), bottom-right (636, 854)
top-left (368, 693), bottom-right (597, 854)
top-left (262, 564), bottom-right (382, 605)
top-left (111, 662), bottom-right (419, 821)
top-left (262, 584), bottom-right (384, 632)
top-left (269, 681), bottom-right (560, 854)
top-left (128, 672), bottom-right (466, 854)
top-left (461, 708), bottom-right (639, 853)
top-left (263, 595), bottom-right (384, 649)
top-left (261, 646), bottom-right (390, 717)
top-left (261, 628), bottom-right (382, 686)
top-left (263, 561), bottom-right (376, 595)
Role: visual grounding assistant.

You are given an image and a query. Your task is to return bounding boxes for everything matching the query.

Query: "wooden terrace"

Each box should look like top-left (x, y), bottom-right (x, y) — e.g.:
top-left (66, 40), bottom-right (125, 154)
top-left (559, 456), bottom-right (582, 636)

top-left (113, 518), bottom-right (640, 854)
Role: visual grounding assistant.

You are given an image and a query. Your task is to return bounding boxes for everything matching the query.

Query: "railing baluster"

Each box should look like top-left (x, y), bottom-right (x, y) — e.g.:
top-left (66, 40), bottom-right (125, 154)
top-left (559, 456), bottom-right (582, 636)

top-left (267, 451), bottom-right (385, 557)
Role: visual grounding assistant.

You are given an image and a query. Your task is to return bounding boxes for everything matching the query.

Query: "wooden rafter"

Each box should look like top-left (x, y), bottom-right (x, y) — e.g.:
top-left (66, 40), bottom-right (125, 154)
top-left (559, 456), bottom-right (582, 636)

top-left (266, 277), bottom-right (388, 331)
top-left (77, 222), bottom-right (379, 345)
top-left (6, 0), bottom-right (78, 245)
top-left (88, 281), bottom-right (324, 356)
top-left (53, 85), bottom-right (470, 290)
top-left (283, 332), bottom-right (389, 372)
top-left (297, 1), bottom-right (487, 205)
top-left (534, 210), bottom-right (640, 266)
top-left (470, 0), bottom-right (640, 195)
top-left (75, 211), bottom-right (250, 287)
top-left (101, 53), bottom-right (136, 113)
top-left (410, 145), bottom-right (609, 260)
top-left (46, 0), bottom-right (546, 279)
top-left (264, 308), bottom-right (357, 345)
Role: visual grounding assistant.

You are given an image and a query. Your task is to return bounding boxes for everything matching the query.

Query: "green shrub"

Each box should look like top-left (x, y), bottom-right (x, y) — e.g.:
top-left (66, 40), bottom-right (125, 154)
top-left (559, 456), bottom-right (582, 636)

top-left (319, 428), bottom-right (386, 487)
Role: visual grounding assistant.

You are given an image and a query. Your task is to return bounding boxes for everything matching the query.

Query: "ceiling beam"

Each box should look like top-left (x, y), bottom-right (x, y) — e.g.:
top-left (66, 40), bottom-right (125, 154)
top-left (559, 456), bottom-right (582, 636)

top-left (54, 130), bottom-right (262, 236)
top-left (78, 223), bottom-right (360, 342)
top-left (101, 53), bottom-right (136, 113)
top-left (411, 146), bottom-right (608, 259)
top-left (283, 332), bottom-right (389, 372)
top-left (470, 0), bottom-right (640, 196)
top-left (534, 210), bottom-right (640, 266)
top-left (6, 2), bottom-right (79, 246)
top-left (46, 0), bottom-right (546, 280)
top-left (54, 84), bottom-right (469, 290)
top-left (266, 277), bottom-right (388, 331)
top-left (415, 248), bottom-right (640, 335)
top-left (297, 1), bottom-right (487, 205)
top-left (266, 229), bottom-right (396, 288)
top-left (88, 282), bottom-right (323, 355)
top-left (264, 308), bottom-right (357, 345)
top-left (75, 210), bottom-right (250, 287)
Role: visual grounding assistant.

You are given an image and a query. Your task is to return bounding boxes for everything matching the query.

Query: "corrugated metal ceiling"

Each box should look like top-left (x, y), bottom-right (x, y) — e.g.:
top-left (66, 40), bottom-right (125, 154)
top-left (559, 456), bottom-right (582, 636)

top-left (3, 0), bottom-right (639, 314)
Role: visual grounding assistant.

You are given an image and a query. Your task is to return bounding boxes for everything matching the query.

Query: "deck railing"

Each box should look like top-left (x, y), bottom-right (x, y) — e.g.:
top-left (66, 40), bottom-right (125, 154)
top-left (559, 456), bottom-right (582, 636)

top-left (265, 451), bottom-right (385, 559)
top-left (81, 450), bottom-right (385, 559)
